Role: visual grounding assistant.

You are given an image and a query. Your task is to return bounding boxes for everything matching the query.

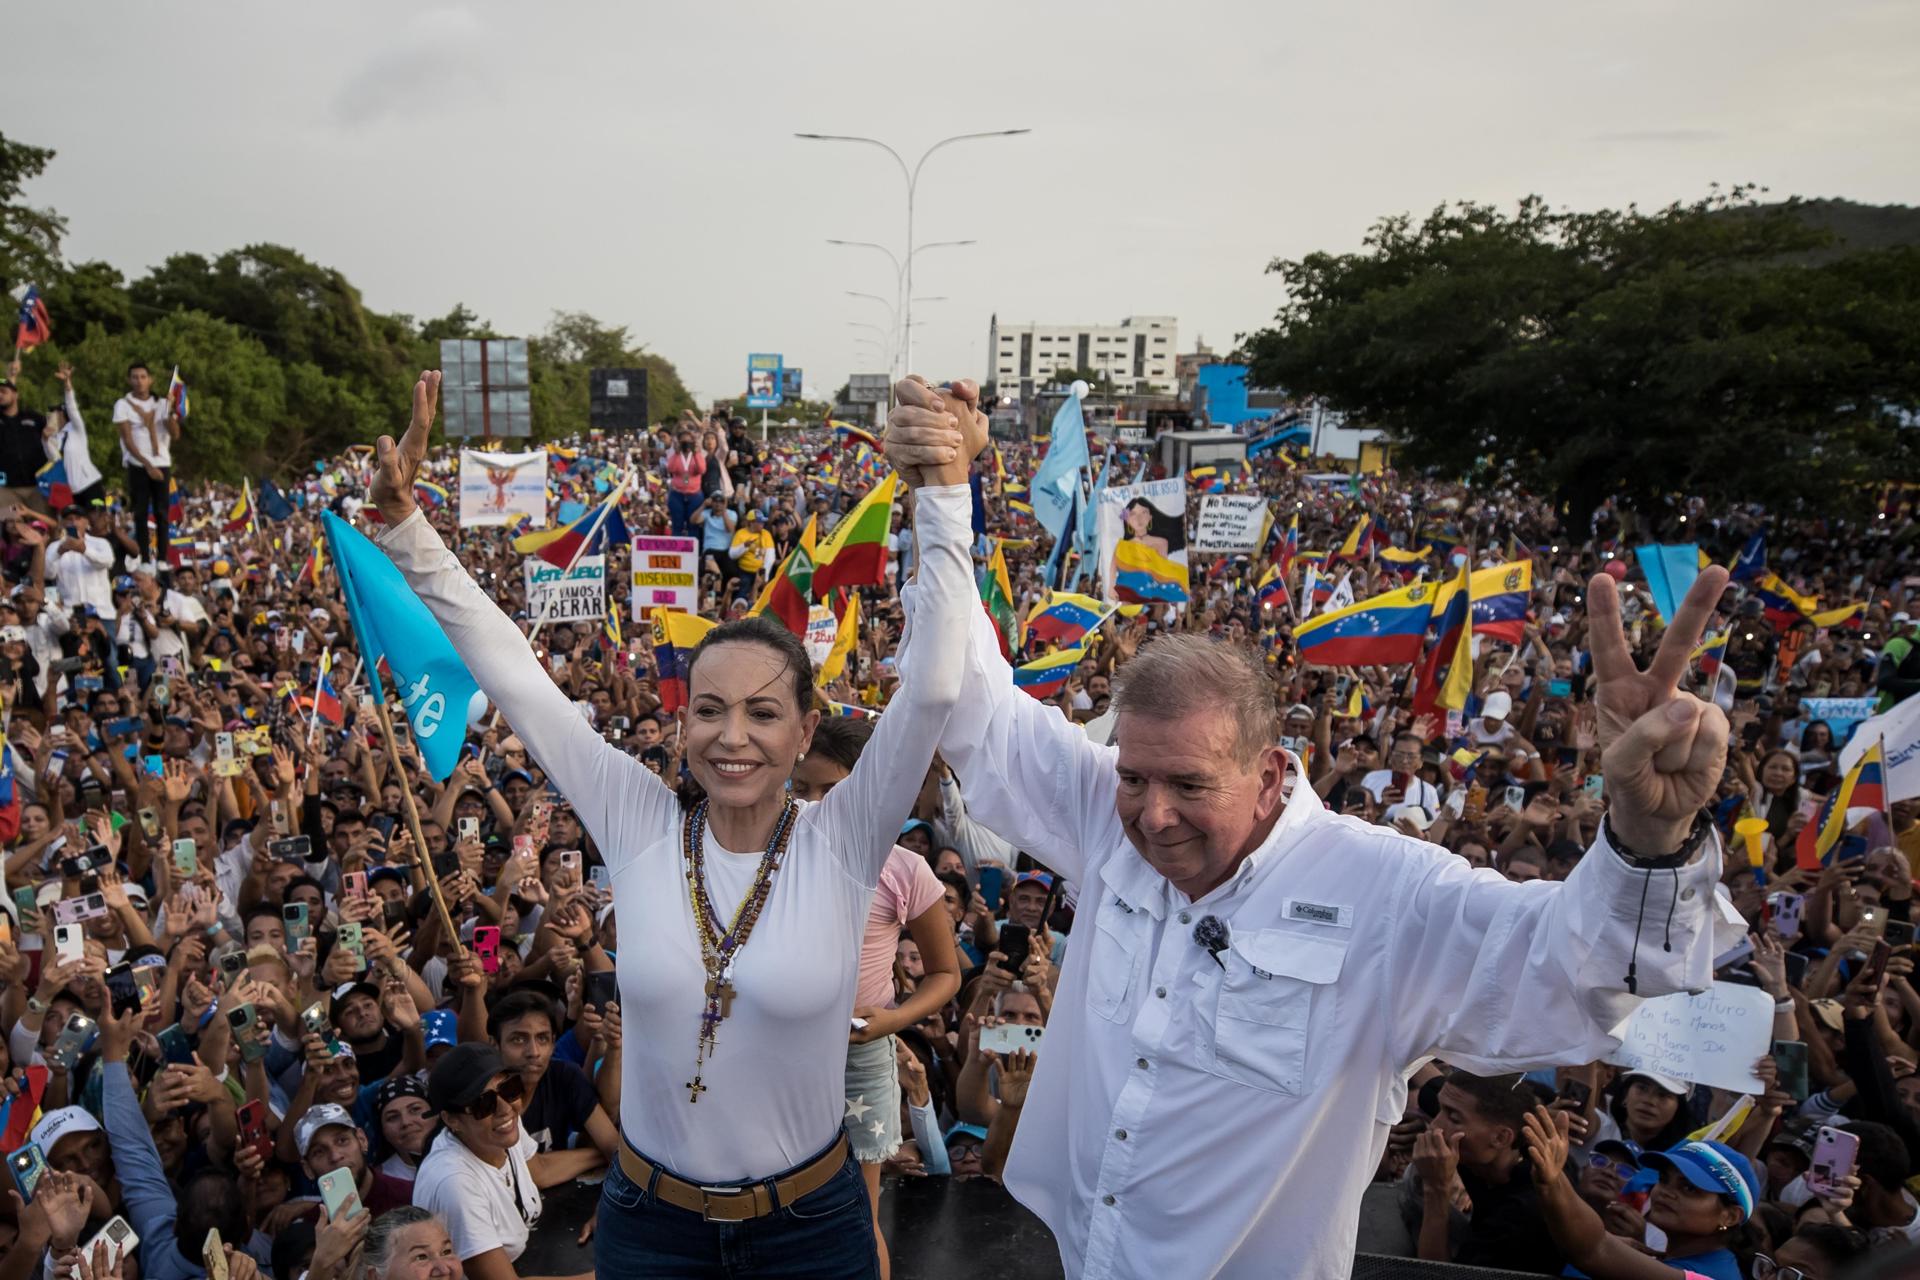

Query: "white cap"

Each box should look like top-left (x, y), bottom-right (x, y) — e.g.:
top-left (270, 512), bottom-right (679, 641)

top-left (30, 1107), bottom-right (101, 1157)
top-left (1384, 803), bottom-right (1434, 831)
top-left (1623, 1070), bottom-right (1690, 1096)
top-left (294, 1103), bottom-right (358, 1157)
top-left (1481, 691), bottom-right (1513, 722)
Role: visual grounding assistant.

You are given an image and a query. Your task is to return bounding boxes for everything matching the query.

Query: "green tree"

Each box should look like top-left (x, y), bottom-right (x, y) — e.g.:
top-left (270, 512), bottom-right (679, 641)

top-left (526, 310), bottom-right (696, 439)
top-left (1045, 364), bottom-right (1114, 394)
top-left (1243, 192), bottom-right (1920, 522)
top-left (0, 132), bottom-right (65, 296)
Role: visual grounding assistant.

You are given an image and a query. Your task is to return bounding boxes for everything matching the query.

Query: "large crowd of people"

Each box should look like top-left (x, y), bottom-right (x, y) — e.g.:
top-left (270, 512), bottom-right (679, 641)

top-left (0, 356), bottom-right (1916, 1280)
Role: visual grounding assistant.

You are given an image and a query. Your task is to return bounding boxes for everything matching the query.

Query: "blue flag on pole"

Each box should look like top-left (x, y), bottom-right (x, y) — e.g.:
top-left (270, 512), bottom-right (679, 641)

top-left (1030, 393), bottom-right (1089, 542)
top-left (1731, 533), bottom-right (1766, 583)
top-left (321, 512), bottom-right (480, 783)
top-left (258, 478), bottom-right (296, 522)
top-left (1634, 543), bottom-right (1701, 627)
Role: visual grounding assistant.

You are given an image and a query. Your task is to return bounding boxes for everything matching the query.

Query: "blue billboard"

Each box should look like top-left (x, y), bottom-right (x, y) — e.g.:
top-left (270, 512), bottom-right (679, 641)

top-left (746, 353), bottom-right (784, 409)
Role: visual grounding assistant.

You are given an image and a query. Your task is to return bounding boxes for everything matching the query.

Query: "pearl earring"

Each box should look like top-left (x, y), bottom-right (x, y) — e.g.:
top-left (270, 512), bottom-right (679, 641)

top-left (796, 753), bottom-right (806, 764)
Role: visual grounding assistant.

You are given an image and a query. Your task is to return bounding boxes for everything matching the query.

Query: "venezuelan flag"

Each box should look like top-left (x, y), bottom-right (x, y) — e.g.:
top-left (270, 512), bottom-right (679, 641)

top-left (413, 480), bottom-right (450, 508)
top-left (651, 610), bottom-right (715, 714)
top-left (1335, 515), bottom-right (1372, 560)
top-left (1692, 632), bottom-right (1728, 678)
top-left (35, 458), bottom-right (71, 511)
top-left (823, 699), bottom-right (873, 718)
top-left (1411, 563), bottom-right (1473, 718)
top-left (1024, 592), bottom-right (1113, 649)
top-left (313, 650), bottom-right (345, 727)
top-left (514, 497), bottom-right (631, 569)
top-left (1796, 741), bottom-right (1887, 869)
top-left (1013, 646), bottom-right (1085, 700)
top-left (1256, 564), bottom-right (1288, 611)
top-left (1753, 573), bottom-right (1817, 628)
top-left (1809, 602), bottom-right (1865, 630)
top-left (1378, 545), bottom-right (1428, 565)
top-left (1293, 580), bottom-right (1439, 667)
top-left (1007, 499), bottom-right (1035, 517)
top-left (1113, 539), bottom-right (1189, 604)
top-left (1468, 560), bottom-right (1532, 644)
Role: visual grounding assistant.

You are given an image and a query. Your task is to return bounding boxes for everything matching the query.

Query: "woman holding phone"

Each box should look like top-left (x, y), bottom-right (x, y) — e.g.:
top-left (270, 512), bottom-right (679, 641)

top-left (370, 371), bottom-right (981, 1278)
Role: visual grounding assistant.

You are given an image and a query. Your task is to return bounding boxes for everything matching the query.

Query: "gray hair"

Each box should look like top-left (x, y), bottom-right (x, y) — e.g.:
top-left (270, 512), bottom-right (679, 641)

top-left (360, 1206), bottom-right (440, 1280)
top-left (1109, 633), bottom-right (1277, 765)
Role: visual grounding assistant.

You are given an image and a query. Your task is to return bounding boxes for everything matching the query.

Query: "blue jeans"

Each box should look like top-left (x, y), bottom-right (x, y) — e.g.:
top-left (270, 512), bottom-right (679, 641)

top-left (668, 490), bottom-right (704, 536)
top-left (595, 1138), bottom-right (878, 1279)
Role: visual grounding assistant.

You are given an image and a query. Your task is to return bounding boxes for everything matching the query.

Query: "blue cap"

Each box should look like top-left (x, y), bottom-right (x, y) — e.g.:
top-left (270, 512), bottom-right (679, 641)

top-left (1645, 1140), bottom-right (1760, 1220)
top-left (900, 819), bottom-right (933, 841)
top-left (1592, 1137), bottom-right (1644, 1168)
top-left (944, 1123), bottom-right (988, 1145)
top-left (421, 1009), bottom-right (457, 1049)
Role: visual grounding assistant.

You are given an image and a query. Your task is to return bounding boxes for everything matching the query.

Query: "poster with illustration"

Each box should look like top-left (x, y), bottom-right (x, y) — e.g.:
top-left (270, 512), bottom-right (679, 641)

top-left (1098, 478), bottom-right (1189, 604)
top-left (458, 450), bottom-right (548, 528)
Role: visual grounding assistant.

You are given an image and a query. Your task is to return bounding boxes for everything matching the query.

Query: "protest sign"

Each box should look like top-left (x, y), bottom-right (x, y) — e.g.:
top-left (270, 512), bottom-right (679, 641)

top-left (1097, 478), bottom-right (1189, 604)
top-left (804, 605), bottom-right (837, 666)
top-left (628, 536), bottom-right (699, 616)
top-left (523, 555), bottom-right (605, 624)
top-left (1605, 981), bottom-right (1773, 1093)
top-left (1840, 696), bottom-right (1920, 802)
top-left (1802, 696), bottom-right (1878, 748)
top-left (458, 450), bottom-right (547, 528)
top-left (1192, 494), bottom-right (1268, 554)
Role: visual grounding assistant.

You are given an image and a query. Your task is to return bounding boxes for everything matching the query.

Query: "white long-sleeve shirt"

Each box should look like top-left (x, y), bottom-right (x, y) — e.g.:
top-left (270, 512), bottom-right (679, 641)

top-left (375, 485), bottom-right (974, 1183)
top-left (44, 387), bottom-right (104, 494)
top-left (52, 535), bottom-right (113, 618)
top-left (898, 601), bottom-right (1742, 1280)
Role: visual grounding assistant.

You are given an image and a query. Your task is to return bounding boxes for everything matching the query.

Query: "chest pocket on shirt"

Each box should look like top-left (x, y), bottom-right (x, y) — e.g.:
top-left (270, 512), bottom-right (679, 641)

top-left (1087, 896), bottom-right (1149, 1024)
top-left (1203, 929), bottom-right (1347, 1095)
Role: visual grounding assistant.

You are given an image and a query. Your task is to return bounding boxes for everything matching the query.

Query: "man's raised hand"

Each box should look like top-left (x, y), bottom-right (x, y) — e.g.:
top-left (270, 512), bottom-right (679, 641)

top-left (1587, 563), bottom-right (1731, 854)
top-left (884, 377), bottom-right (987, 489)
top-left (372, 370), bottom-right (440, 526)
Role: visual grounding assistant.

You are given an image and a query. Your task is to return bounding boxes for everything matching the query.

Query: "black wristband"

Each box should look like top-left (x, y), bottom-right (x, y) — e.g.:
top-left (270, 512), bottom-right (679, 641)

top-left (1603, 810), bottom-right (1714, 869)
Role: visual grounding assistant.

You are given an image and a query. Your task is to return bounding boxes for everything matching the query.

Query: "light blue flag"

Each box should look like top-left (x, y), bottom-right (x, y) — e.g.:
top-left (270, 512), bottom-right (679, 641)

top-left (1030, 393), bottom-right (1089, 542)
top-left (321, 513), bottom-right (481, 783)
top-left (1068, 450), bottom-right (1113, 590)
top-left (1634, 543), bottom-right (1700, 627)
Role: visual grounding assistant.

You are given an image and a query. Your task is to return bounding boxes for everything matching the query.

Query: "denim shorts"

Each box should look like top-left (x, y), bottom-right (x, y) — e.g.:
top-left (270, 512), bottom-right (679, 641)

top-left (843, 1033), bottom-right (902, 1164)
top-left (596, 1135), bottom-right (878, 1279)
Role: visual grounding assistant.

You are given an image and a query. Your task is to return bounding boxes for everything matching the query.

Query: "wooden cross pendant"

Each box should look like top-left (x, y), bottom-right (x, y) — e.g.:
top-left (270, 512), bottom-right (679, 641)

top-left (705, 975), bottom-right (735, 1018)
top-left (686, 1076), bottom-right (707, 1103)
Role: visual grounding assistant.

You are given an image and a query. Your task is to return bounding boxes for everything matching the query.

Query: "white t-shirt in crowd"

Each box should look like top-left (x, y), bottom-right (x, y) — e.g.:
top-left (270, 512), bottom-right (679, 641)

top-left (149, 588), bottom-right (209, 661)
top-left (112, 394), bottom-right (173, 469)
top-left (412, 1126), bottom-right (541, 1263)
top-left (1360, 769), bottom-right (1441, 811)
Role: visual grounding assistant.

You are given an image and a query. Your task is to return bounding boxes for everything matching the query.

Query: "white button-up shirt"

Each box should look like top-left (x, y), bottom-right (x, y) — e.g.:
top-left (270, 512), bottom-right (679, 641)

top-left (898, 602), bottom-right (1742, 1280)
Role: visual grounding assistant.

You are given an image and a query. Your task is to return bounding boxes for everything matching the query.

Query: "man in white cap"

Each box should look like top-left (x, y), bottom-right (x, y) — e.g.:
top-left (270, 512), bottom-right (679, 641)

top-left (32, 1106), bottom-right (115, 1199)
top-left (292, 1102), bottom-right (412, 1218)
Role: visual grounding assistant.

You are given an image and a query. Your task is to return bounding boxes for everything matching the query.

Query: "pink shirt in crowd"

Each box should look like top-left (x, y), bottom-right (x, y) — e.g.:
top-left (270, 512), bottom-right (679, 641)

top-left (857, 845), bottom-right (945, 1009)
top-left (666, 448), bottom-right (707, 494)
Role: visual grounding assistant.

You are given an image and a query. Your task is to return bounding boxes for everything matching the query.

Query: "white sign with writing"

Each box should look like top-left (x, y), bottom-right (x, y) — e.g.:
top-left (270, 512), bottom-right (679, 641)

top-left (458, 449), bottom-right (548, 528)
top-left (523, 555), bottom-right (605, 624)
top-left (1605, 981), bottom-right (1773, 1093)
top-left (629, 536), bottom-right (700, 616)
top-left (804, 605), bottom-right (837, 666)
top-left (1192, 494), bottom-right (1268, 554)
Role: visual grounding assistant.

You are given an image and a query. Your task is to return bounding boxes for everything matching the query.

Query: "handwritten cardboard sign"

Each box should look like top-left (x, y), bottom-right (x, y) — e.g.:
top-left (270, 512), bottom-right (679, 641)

top-left (1605, 981), bottom-right (1772, 1094)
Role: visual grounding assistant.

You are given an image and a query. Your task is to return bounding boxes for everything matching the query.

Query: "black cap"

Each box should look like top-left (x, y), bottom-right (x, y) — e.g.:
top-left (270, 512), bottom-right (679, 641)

top-left (426, 1041), bottom-right (505, 1114)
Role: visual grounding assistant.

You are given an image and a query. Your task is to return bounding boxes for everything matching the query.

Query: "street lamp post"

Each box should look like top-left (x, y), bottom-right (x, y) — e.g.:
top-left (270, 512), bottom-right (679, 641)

top-left (800, 129), bottom-right (1030, 373)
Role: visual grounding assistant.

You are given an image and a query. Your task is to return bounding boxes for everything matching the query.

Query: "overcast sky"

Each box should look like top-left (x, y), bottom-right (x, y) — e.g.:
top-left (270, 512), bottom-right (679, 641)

top-left (11, 1), bottom-right (1918, 407)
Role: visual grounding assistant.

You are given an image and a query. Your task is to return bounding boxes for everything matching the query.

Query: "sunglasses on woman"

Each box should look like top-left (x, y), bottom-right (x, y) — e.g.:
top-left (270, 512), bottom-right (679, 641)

top-left (458, 1074), bottom-right (527, 1119)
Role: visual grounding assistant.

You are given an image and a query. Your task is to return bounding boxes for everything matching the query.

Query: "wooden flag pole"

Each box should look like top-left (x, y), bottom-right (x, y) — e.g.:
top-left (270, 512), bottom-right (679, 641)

top-left (370, 698), bottom-right (463, 956)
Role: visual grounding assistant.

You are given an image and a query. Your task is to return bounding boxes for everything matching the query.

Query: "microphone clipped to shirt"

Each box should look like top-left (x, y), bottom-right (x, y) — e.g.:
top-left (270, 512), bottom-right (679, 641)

top-left (1193, 915), bottom-right (1230, 969)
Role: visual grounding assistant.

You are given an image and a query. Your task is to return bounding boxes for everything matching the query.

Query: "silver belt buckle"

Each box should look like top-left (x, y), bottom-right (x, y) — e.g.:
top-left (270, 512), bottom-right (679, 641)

top-left (698, 1184), bottom-right (749, 1222)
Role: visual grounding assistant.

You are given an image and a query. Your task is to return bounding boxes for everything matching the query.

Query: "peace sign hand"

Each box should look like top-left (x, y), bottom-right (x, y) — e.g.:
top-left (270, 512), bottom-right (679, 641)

top-left (372, 370), bottom-right (440, 526)
top-left (1586, 564), bottom-right (1731, 855)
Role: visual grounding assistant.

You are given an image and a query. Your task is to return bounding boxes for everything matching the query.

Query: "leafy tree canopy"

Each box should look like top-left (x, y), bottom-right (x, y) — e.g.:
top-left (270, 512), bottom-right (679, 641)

top-left (1243, 190), bottom-right (1920, 522)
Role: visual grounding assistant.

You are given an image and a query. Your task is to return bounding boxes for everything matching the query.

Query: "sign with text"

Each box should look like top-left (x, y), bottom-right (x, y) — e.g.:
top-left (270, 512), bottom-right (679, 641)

top-left (523, 555), bottom-right (605, 624)
top-left (747, 353), bottom-right (784, 410)
top-left (458, 449), bottom-right (547, 528)
top-left (629, 536), bottom-right (699, 616)
top-left (1192, 494), bottom-right (1268, 554)
top-left (1802, 697), bottom-right (1879, 749)
top-left (1605, 981), bottom-right (1773, 1093)
top-left (804, 604), bottom-right (837, 666)
top-left (847, 374), bottom-right (890, 405)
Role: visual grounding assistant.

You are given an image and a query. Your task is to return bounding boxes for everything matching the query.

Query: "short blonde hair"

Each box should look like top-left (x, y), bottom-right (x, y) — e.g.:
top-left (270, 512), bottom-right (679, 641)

top-left (1110, 634), bottom-right (1277, 766)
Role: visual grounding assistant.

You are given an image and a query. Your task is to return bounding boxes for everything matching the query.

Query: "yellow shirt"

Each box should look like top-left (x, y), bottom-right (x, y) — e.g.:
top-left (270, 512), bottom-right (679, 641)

top-left (731, 527), bottom-right (774, 574)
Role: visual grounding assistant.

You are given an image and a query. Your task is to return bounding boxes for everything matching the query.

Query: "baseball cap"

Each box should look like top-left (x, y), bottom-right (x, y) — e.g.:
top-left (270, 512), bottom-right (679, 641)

top-left (1013, 871), bottom-right (1055, 892)
top-left (1644, 1140), bottom-right (1761, 1221)
top-left (294, 1103), bottom-right (359, 1157)
top-left (500, 768), bottom-right (535, 787)
top-left (369, 865), bottom-right (410, 889)
top-left (899, 819), bottom-right (933, 842)
top-left (944, 1122), bottom-right (988, 1146)
top-left (1807, 998), bottom-right (1845, 1033)
top-left (1592, 1138), bottom-right (1644, 1168)
top-left (1621, 1070), bottom-right (1690, 1096)
top-left (421, 1009), bottom-right (457, 1050)
top-left (30, 1107), bottom-right (101, 1159)
top-left (1481, 691), bottom-right (1514, 722)
top-left (331, 979), bottom-right (380, 1011)
top-left (426, 1042), bottom-right (507, 1114)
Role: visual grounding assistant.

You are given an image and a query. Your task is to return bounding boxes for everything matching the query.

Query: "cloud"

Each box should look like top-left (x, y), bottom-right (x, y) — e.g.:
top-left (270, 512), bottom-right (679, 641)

top-left (1584, 128), bottom-right (1727, 144)
top-left (328, 7), bottom-right (480, 129)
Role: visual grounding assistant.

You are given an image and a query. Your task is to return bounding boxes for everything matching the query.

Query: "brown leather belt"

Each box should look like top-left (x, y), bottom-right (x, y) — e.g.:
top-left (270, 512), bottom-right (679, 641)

top-left (617, 1132), bottom-right (849, 1222)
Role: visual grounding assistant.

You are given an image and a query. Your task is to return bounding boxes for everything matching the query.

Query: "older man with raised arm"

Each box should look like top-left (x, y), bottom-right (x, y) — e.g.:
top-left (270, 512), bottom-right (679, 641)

top-left (885, 376), bottom-right (1744, 1280)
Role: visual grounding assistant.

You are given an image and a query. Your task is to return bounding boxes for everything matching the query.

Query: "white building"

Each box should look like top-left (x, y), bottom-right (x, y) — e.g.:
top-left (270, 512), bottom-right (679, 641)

top-left (988, 314), bottom-right (1177, 398)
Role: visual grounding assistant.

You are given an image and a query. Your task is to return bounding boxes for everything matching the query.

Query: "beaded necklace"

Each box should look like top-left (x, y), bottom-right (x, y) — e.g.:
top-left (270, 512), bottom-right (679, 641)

top-left (679, 797), bottom-right (797, 1103)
